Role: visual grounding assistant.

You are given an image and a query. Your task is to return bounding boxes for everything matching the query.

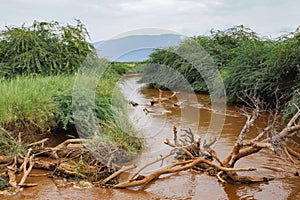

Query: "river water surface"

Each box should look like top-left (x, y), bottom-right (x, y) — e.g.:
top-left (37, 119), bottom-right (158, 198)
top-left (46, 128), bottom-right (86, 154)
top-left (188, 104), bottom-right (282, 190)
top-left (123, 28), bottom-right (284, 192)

top-left (2, 76), bottom-right (299, 200)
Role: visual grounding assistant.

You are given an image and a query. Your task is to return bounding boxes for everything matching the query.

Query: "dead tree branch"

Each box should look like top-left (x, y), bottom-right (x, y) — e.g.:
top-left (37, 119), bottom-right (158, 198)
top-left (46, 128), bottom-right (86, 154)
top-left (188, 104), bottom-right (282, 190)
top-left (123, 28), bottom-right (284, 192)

top-left (114, 157), bottom-right (255, 188)
top-left (102, 164), bottom-right (136, 184)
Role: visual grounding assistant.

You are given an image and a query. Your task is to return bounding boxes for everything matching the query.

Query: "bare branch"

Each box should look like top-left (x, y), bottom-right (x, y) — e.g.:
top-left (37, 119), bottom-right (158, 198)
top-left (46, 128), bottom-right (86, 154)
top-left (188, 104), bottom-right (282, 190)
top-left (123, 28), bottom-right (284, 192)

top-left (19, 155), bottom-right (35, 186)
top-left (283, 146), bottom-right (299, 166)
top-left (0, 126), bottom-right (15, 141)
top-left (164, 138), bottom-right (195, 158)
top-left (216, 171), bottom-right (226, 183)
top-left (208, 149), bottom-right (224, 167)
top-left (236, 108), bottom-right (259, 145)
top-left (252, 126), bottom-right (271, 142)
top-left (28, 138), bottom-right (49, 148)
top-left (203, 137), bottom-right (217, 149)
top-left (114, 158), bottom-right (256, 188)
top-left (241, 141), bottom-right (273, 151)
top-left (287, 109), bottom-right (300, 127)
top-left (102, 164), bottom-right (136, 184)
top-left (285, 145), bottom-right (300, 160)
top-left (129, 149), bottom-right (177, 181)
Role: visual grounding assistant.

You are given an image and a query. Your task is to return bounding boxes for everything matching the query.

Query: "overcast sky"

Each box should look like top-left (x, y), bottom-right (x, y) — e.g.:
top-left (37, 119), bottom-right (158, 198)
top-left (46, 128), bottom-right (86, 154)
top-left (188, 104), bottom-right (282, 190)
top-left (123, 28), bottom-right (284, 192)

top-left (1, 0), bottom-right (299, 42)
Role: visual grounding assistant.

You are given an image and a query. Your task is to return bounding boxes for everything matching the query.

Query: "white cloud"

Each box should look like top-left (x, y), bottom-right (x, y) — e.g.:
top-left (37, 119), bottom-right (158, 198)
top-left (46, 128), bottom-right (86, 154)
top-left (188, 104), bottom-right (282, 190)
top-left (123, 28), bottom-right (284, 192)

top-left (0, 0), bottom-right (299, 41)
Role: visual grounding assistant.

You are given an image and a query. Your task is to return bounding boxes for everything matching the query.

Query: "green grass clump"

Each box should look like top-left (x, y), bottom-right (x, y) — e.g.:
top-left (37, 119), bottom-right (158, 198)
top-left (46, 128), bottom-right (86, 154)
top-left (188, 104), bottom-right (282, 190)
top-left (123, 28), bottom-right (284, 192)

top-left (0, 75), bottom-right (74, 130)
top-left (0, 63), bottom-right (143, 153)
top-left (102, 120), bottom-right (143, 153)
top-left (0, 130), bottom-right (29, 157)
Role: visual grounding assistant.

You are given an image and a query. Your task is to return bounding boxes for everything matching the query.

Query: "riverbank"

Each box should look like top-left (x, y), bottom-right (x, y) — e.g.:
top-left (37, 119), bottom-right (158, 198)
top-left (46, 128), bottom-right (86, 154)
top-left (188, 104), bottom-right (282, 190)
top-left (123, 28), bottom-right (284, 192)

top-left (0, 63), bottom-right (145, 193)
top-left (1, 76), bottom-right (299, 199)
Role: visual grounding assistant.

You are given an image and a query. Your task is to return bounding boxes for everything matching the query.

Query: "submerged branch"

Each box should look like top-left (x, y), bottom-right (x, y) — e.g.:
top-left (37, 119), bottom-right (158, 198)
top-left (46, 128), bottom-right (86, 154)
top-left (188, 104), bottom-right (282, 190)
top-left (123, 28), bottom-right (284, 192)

top-left (114, 157), bottom-right (255, 188)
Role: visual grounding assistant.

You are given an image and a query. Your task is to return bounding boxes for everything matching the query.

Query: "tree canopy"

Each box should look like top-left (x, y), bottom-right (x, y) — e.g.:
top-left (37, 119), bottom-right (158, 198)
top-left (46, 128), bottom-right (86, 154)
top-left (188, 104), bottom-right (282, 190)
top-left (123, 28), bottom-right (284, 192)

top-left (0, 20), bottom-right (95, 78)
top-left (139, 25), bottom-right (300, 120)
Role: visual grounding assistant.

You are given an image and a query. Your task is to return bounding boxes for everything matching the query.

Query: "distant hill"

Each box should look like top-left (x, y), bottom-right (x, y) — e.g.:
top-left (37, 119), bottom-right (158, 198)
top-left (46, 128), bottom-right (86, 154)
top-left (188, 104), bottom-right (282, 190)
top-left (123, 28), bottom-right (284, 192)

top-left (93, 34), bottom-right (184, 62)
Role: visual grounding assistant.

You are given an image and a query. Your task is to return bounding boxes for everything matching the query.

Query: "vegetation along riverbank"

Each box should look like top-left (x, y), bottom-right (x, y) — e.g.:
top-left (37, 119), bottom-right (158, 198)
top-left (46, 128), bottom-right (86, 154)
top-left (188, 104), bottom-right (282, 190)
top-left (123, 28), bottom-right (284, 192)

top-left (0, 21), bottom-right (299, 194)
top-left (0, 20), bottom-right (143, 193)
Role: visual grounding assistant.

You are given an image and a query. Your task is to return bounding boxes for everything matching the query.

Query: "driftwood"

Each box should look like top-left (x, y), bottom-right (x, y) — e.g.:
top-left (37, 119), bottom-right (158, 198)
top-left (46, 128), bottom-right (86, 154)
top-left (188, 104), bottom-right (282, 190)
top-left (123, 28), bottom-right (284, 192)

top-left (5, 149), bottom-right (36, 193)
top-left (114, 98), bottom-right (300, 189)
top-left (1, 91), bottom-right (299, 191)
top-left (37, 138), bottom-right (86, 159)
top-left (102, 164), bottom-right (136, 184)
top-left (0, 137), bottom-right (129, 192)
top-left (114, 126), bottom-right (258, 189)
top-left (285, 145), bottom-right (300, 160)
top-left (149, 89), bottom-right (181, 107)
top-left (114, 158), bottom-right (255, 188)
top-left (222, 109), bottom-right (300, 168)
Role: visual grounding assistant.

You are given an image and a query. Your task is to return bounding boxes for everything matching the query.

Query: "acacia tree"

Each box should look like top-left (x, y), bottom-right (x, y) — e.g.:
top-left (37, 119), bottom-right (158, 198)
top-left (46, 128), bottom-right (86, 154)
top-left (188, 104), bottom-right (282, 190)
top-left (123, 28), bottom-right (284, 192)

top-left (0, 20), bottom-right (94, 78)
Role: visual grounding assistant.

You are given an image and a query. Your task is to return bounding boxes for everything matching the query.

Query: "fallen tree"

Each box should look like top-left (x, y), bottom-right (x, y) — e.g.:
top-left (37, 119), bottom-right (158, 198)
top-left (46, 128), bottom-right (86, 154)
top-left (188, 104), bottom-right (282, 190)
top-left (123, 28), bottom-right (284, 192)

top-left (0, 91), bottom-right (299, 192)
top-left (0, 136), bottom-right (135, 193)
top-left (114, 95), bottom-right (300, 188)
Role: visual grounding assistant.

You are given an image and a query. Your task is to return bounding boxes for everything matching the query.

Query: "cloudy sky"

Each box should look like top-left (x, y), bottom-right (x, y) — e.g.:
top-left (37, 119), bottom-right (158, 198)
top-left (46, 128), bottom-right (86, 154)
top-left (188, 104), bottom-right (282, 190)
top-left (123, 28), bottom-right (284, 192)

top-left (1, 0), bottom-right (299, 42)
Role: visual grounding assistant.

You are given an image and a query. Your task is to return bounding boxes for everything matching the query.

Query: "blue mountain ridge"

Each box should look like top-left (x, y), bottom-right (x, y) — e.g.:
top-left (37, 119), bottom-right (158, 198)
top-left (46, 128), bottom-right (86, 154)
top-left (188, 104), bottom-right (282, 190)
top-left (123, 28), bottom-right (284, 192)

top-left (93, 34), bottom-right (184, 62)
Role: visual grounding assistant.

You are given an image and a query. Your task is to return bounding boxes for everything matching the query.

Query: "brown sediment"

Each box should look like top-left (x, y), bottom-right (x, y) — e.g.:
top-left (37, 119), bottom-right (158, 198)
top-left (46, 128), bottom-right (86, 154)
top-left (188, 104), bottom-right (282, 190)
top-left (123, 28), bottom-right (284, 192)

top-left (1, 76), bottom-right (300, 200)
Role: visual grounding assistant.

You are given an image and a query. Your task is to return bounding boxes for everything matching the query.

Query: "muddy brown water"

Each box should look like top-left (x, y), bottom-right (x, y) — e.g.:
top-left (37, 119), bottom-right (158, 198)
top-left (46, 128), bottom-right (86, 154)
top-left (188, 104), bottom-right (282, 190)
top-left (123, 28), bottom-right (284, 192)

top-left (2, 76), bottom-right (299, 200)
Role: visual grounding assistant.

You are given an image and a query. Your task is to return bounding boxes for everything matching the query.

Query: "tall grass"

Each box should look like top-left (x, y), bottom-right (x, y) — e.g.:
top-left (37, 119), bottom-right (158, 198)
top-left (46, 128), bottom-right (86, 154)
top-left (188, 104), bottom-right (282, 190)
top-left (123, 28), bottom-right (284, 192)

top-left (0, 63), bottom-right (143, 152)
top-left (0, 75), bottom-right (74, 129)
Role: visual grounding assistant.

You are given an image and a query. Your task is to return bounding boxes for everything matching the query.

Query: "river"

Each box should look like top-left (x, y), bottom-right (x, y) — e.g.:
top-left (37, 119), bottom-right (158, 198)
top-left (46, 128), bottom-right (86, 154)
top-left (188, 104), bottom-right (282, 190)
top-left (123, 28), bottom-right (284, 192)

top-left (2, 76), bottom-right (299, 200)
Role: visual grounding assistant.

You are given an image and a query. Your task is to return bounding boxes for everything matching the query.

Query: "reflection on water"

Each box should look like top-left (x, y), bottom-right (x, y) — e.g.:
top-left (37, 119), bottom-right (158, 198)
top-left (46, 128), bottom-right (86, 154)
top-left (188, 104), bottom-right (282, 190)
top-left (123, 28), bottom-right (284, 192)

top-left (1, 76), bottom-right (299, 200)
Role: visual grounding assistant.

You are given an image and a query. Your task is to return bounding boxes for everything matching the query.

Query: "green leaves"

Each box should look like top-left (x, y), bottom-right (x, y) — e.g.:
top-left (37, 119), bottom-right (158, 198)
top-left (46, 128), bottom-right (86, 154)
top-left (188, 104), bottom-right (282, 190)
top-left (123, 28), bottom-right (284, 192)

top-left (0, 20), bottom-right (94, 78)
top-left (140, 25), bottom-right (300, 115)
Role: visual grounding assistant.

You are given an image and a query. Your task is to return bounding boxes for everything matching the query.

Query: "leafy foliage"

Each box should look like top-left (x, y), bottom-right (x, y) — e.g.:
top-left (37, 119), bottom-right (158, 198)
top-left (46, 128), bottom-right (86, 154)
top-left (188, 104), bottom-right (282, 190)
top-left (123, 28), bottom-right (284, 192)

top-left (196, 25), bottom-right (259, 69)
top-left (0, 20), bottom-right (143, 154)
top-left (224, 39), bottom-right (276, 104)
top-left (140, 25), bottom-right (300, 120)
top-left (53, 89), bottom-right (113, 131)
top-left (139, 47), bottom-right (208, 92)
top-left (0, 20), bottom-right (94, 78)
top-left (139, 25), bottom-right (261, 93)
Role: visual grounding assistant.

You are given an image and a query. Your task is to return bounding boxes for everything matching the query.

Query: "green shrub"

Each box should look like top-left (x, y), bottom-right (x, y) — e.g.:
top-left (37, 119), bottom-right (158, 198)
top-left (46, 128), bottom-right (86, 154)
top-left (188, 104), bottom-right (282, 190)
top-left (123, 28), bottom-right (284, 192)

top-left (0, 20), bottom-right (94, 78)
top-left (140, 25), bottom-right (300, 111)
top-left (139, 25), bottom-right (260, 93)
top-left (138, 48), bottom-right (208, 92)
top-left (0, 75), bottom-right (74, 129)
top-left (53, 89), bottom-right (113, 131)
top-left (0, 64), bottom-right (143, 152)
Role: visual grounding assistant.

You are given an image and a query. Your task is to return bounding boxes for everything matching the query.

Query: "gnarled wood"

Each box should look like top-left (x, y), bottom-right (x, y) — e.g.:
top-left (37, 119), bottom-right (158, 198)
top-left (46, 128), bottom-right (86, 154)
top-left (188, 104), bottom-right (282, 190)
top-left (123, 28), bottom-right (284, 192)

top-left (114, 157), bottom-right (255, 188)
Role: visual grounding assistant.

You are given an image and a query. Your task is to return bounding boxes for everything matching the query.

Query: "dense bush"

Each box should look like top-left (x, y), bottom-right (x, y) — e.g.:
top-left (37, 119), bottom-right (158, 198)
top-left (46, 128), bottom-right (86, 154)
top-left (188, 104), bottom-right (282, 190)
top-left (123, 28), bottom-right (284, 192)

top-left (53, 89), bottom-right (113, 131)
top-left (139, 25), bottom-right (261, 93)
top-left (138, 49), bottom-right (201, 91)
top-left (0, 20), bottom-right (94, 78)
top-left (225, 28), bottom-right (300, 107)
top-left (140, 25), bottom-right (300, 119)
top-left (196, 25), bottom-right (259, 69)
top-left (0, 20), bottom-right (143, 153)
top-left (224, 39), bottom-right (276, 104)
